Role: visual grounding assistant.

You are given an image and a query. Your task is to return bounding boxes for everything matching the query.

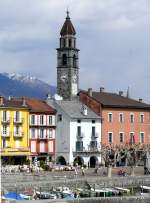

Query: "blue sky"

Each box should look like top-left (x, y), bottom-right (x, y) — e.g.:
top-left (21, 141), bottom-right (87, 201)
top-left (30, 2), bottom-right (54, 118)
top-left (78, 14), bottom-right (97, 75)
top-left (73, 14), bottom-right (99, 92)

top-left (0, 0), bottom-right (150, 103)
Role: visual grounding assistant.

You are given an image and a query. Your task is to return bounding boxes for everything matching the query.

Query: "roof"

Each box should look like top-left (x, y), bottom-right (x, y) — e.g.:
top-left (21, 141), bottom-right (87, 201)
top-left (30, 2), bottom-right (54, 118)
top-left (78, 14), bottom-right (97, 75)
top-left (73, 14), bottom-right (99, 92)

top-left (0, 97), bottom-right (29, 109)
top-left (55, 100), bottom-right (100, 119)
top-left (0, 97), bottom-right (56, 113)
top-left (24, 98), bottom-right (56, 113)
top-left (80, 91), bottom-right (150, 109)
top-left (60, 11), bottom-right (76, 36)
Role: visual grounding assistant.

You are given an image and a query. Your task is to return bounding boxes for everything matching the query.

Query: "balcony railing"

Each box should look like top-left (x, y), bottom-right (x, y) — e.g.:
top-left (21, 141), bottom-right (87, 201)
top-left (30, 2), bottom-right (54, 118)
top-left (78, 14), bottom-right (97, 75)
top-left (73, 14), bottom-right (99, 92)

top-left (37, 135), bottom-right (47, 139)
top-left (73, 148), bottom-right (101, 157)
top-left (1, 133), bottom-right (10, 137)
top-left (13, 118), bottom-right (24, 125)
top-left (76, 133), bottom-right (84, 139)
top-left (1, 118), bottom-right (10, 125)
top-left (13, 132), bottom-right (24, 137)
top-left (91, 133), bottom-right (99, 139)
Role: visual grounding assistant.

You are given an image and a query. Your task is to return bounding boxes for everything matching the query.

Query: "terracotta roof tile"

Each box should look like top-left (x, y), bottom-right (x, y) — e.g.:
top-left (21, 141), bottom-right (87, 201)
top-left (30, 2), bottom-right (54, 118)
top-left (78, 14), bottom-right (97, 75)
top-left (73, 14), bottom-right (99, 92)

top-left (25, 98), bottom-right (56, 113)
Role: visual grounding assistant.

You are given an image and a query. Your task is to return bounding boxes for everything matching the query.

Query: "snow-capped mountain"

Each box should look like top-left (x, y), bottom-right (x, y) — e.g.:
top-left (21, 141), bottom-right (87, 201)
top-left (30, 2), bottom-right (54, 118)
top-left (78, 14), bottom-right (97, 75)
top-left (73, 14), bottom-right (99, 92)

top-left (0, 73), bottom-right (56, 99)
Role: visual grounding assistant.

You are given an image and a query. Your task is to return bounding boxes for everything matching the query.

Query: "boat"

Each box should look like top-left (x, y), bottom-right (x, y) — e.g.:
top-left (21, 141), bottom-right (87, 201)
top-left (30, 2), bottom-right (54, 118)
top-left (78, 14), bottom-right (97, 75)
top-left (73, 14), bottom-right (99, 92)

top-left (36, 191), bottom-right (57, 199)
top-left (2, 192), bottom-right (31, 201)
top-left (114, 187), bottom-right (130, 195)
top-left (140, 185), bottom-right (150, 196)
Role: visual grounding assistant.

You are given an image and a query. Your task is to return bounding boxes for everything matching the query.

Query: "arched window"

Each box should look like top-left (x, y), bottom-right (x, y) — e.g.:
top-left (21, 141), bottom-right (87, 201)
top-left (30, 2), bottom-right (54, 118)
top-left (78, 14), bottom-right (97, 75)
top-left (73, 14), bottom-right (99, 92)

top-left (73, 54), bottom-right (76, 67)
top-left (62, 54), bottom-right (67, 65)
top-left (69, 39), bottom-right (71, 47)
top-left (63, 39), bottom-right (65, 47)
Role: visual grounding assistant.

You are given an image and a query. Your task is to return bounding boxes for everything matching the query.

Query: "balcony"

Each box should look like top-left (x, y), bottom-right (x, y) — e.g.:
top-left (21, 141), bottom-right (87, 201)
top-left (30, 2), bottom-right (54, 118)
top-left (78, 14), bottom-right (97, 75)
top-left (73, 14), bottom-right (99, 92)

top-left (14, 132), bottom-right (24, 137)
top-left (37, 135), bottom-right (47, 140)
top-left (1, 118), bottom-right (10, 125)
top-left (1, 133), bottom-right (10, 137)
top-left (76, 133), bottom-right (84, 139)
top-left (13, 118), bottom-right (24, 125)
top-left (73, 148), bottom-right (101, 157)
top-left (91, 133), bottom-right (99, 139)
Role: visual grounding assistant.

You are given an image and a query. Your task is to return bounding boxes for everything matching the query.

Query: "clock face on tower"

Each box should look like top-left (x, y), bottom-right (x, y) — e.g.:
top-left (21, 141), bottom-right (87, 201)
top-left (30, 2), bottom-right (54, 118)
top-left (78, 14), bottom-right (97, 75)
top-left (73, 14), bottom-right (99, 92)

top-left (60, 72), bottom-right (68, 82)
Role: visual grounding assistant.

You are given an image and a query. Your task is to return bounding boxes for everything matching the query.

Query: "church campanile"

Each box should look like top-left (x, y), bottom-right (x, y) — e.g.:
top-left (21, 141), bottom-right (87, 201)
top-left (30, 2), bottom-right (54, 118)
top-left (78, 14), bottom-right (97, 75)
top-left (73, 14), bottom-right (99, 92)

top-left (57, 11), bottom-right (79, 100)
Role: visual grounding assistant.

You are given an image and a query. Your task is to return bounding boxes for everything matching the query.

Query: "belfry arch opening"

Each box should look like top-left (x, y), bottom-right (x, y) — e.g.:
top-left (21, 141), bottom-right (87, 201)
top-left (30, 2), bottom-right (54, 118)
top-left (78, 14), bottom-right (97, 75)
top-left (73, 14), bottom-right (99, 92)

top-left (73, 54), bottom-right (76, 67)
top-left (62, 54), bottom-right (67, 65)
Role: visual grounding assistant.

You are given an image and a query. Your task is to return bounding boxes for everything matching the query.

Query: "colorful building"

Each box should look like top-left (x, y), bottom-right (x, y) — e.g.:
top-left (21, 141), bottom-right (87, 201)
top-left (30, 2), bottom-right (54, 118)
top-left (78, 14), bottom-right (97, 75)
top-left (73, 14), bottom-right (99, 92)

top-left (24, 98), bottom-right (56, 163)
top-left (0, 96), bottom-right (30, 164)
top-left (79, 88), bottom-right (150, 145)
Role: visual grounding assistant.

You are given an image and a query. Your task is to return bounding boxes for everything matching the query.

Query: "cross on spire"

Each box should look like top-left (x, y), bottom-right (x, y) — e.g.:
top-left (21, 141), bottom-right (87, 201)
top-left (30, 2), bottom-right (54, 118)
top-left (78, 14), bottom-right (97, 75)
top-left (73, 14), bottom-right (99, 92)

top-left (66, 9), bottom-right (70, 18)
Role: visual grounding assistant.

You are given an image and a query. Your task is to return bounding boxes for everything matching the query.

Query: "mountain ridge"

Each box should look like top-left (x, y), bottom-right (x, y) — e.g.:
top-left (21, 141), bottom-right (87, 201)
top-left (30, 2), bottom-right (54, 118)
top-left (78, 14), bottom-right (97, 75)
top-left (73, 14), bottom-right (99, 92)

top-left (0, 73), bottom-right (56, 99)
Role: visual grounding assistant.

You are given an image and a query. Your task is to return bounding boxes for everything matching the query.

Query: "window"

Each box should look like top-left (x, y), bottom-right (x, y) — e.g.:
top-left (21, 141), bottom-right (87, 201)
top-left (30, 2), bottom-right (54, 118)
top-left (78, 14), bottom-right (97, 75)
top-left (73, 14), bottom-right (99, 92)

top-left (119, 113), bottom-right (123, 123)
top-left (92, 120), bottom-right (95, 123)
top-left (3, 126), bottom-right (7, 135)
top-left (77, 119), bottom-right (81, 123)
top-left (31, 128), bottom-right (35, 139)
top-left (62, 54), bottom-right (67, 65)
top-left (69, 39), bottom-right (71, 47)
top-left (58, 114), bottom-right (62, 121)
top-left (90, 141), bottom-right (97, 149)
top-left (76, 141), bottom-right (83, 151)
top-left (140, 132), bottom-right (144, 143)
top-left (40, 129), bottom-right (44, 139)
top-left (108, 113), bottom-right (113, 122)
top-left (48, 129), bottom-right (53, 138)
top-left (48, 116), bottom-right (52, 125)
top-left (16, 126), bottom-right (19, 135)
top-left (130, 113), bottom-right (134, 123)
top-left (92, 126), bottom-right (96, 137)
top-left (31, 115), bottom-right (35, 125)
top-left (140, 114), bottom-right (144, 123)
top-left (2, 138), bottom-right (6, 148)
top-left (129, 132), bottom-right (135, 144)
top-left (73, 54), bottom-right (76, 67)
top-left (15, 111), bottom-right (20, 122)
top-left (3, 111), bottom-right (7, 121)
top-left (77, 126), bottom-right (81, 137)
top-left (40, 115), bottom-right (44, 125)
top-left (108, 132), bottom-right (113, 143)
top-left (120, 132), bottom-right (124, 143)
top-left (63, 39), bottom-right (65, 47)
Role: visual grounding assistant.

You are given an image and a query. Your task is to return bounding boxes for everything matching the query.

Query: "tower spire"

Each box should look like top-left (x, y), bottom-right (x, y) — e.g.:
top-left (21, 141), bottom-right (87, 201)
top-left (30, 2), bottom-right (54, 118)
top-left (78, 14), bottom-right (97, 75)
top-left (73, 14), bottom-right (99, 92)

top-left (66, 8), bottom-right (70, 18)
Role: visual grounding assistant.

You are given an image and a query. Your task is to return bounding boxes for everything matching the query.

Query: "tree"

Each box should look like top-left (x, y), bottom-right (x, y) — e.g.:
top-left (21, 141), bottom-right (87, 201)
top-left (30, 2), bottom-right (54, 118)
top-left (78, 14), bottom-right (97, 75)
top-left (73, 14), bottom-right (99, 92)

top-left (101, 144), bottom-right (150, 177)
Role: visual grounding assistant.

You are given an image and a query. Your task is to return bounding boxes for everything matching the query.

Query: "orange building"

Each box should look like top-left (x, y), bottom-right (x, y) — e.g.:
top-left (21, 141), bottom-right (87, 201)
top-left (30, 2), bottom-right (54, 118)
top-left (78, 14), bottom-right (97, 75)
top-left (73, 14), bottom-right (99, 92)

top-left (79, 88), bottom-right (150, 145)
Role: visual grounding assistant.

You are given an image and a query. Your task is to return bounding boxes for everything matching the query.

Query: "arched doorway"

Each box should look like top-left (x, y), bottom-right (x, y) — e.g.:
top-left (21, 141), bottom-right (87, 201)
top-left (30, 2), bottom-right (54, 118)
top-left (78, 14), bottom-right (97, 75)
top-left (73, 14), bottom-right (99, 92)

top-left (74, 156), bottom-right (84, 166)
top-left (89, 156), bottom-right (98, 168)
top-left (56, 156), bottom-right (67, 165)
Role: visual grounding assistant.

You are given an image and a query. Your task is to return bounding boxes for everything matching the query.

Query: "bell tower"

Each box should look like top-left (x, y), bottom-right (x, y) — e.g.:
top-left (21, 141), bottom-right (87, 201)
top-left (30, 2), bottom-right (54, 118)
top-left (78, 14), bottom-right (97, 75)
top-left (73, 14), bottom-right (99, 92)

top-left (57, 11), bottom-right (79, 100)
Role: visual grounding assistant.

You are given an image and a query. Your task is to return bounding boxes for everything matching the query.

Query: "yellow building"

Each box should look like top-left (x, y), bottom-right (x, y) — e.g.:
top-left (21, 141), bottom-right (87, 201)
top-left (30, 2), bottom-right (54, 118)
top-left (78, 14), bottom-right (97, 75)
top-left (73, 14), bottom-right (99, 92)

top-left (0, 96), bottom-right (30, 164)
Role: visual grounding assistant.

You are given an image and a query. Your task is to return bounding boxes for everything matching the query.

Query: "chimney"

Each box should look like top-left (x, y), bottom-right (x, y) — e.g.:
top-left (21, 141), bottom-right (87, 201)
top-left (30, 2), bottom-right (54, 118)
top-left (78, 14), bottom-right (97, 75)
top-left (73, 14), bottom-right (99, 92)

top-left (81, 104), bottom-right (88, 116)
top-left (139, 98), bottom-right (143, 102)
top-left (100, 87), bottom-right (104, 92)
top-left (0, 96), bottom-right (4, 106)
top-left (119, 91), bottom-right (123, 96)
top-left (88, 88), bottom-right (92, 97)
top-left (22, 97), bottom-right (27, 106)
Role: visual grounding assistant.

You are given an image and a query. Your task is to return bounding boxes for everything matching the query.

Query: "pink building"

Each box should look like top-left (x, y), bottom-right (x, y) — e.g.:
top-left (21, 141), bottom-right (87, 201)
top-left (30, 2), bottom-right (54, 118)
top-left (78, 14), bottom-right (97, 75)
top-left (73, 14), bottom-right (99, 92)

top-left (25, 98), bottom-right (56, 163)
top-left (79, 88), bottom-right (150, 145)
